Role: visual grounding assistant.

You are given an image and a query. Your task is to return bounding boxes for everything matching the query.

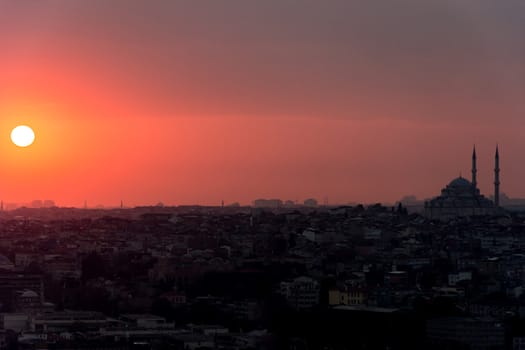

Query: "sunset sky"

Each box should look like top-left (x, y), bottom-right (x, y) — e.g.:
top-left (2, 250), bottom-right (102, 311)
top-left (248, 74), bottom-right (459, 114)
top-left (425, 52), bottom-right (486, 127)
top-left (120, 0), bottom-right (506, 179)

top-left (0, 0), bottom-right (524, 207)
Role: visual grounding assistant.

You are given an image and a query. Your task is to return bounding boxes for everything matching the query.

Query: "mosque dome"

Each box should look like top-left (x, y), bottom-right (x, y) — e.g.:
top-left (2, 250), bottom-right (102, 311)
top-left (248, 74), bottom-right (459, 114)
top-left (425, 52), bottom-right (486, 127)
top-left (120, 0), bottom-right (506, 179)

top-left (448, 177), bottom-right (472, 188)
top-left (20, 290), bottom-right (38, 298)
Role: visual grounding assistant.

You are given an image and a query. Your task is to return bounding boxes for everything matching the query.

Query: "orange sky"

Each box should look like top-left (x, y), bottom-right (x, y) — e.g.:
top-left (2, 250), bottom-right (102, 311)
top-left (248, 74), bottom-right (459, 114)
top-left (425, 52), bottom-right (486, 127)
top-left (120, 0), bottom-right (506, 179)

top-left (0, 1), bottom-right (524, 207)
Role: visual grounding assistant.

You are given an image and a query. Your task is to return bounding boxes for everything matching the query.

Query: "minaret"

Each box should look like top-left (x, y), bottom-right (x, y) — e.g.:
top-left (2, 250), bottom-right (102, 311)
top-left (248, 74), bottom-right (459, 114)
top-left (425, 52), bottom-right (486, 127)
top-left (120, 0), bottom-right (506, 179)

top-left (471, 145), bottom-right (477, 189)
top-left (494, 145), bottom-right (500, 207)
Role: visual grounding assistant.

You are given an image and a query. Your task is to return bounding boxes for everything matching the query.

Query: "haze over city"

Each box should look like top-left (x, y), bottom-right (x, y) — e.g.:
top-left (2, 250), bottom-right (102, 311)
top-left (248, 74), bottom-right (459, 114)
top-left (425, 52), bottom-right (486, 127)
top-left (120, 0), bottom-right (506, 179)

top-left (1, 0), bottom-right (524, 206)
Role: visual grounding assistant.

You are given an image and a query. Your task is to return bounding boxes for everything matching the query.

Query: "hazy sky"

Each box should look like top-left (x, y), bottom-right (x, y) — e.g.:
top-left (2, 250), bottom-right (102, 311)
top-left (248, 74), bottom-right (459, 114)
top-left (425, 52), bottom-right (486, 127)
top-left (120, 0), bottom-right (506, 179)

top-left (0, 0), bottom-right (524, 206)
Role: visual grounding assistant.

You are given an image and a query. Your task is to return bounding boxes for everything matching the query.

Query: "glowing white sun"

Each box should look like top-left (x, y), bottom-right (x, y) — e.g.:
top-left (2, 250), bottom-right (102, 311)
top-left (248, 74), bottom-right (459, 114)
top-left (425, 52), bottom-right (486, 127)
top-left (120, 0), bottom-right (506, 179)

top-left (11, 125), bottom-right (35, 147)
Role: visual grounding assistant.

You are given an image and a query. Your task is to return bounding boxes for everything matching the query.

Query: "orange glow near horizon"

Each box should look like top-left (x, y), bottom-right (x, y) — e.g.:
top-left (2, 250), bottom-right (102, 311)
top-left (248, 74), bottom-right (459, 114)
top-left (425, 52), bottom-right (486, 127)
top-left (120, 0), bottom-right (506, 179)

top-left (0, 108), bottom-right (521, 208)
top-left (0, 1), bottom-right (524, 207)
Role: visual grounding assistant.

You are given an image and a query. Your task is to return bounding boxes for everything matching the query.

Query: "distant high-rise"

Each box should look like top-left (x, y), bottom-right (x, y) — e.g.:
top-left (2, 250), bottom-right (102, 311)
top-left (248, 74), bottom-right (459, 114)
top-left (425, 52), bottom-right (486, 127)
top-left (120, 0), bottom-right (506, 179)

top-left (253, 199), bottom-right (283, 208)
top-left (303, 198), bottom-right (318, 207)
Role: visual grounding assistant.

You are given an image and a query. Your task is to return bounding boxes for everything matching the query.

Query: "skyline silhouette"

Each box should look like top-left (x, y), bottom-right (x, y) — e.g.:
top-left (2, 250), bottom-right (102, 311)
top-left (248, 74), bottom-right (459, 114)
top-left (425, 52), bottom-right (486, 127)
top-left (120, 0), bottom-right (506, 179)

top-left (0, 2), bottom-right (524, 349)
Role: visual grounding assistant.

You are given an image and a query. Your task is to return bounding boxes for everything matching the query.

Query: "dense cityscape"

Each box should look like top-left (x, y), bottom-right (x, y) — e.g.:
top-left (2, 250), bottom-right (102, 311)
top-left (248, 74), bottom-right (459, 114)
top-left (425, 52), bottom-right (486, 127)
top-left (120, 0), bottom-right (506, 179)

top-left (2, 1), bottom-right (524, 349)
top-left (0, 193), bottom-right (522, 349)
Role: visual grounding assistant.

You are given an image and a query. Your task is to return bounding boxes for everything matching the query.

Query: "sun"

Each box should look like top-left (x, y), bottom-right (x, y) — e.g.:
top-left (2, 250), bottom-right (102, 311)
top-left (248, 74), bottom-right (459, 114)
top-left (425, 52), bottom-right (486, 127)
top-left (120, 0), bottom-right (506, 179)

top-left (11, 125), bottom-right (35, 147)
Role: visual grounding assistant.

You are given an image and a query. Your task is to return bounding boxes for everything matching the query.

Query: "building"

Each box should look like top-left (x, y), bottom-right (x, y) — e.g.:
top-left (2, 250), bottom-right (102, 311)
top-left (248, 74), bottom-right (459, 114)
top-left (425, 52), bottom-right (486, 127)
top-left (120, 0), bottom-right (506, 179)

top-left (30, 311), bottom-right (113, 332)
top-left (303, 198), bottom-right (318, 207)
top-left (0, 255), bottom-right (14, 271)
top-left (120, 314), bottom-right (173, 329)
top-left (425, 146), bottom-right (501, 220)
top-left (0, 313), bottom-right (30, 332)
top-left (253, 199), bottom-right (283, 208)
top-left (329, 287), bottom-right (367, 306)
top-left (426, 317), bottom-right (505, 350)
top-left (280, 276), bottom-right (320, 309)
top-left (0, 273), bottom-right (44, 310)
top-left (13, 290), bottom-right (41, 313)
top-left (448, 271), bottom-right (472, 286)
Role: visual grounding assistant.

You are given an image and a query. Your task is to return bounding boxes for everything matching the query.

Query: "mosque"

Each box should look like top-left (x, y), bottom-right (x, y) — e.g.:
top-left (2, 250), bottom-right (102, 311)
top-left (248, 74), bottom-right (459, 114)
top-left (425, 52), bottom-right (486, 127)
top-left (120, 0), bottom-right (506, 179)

top-left (424, 146), bottom-right (501, 220)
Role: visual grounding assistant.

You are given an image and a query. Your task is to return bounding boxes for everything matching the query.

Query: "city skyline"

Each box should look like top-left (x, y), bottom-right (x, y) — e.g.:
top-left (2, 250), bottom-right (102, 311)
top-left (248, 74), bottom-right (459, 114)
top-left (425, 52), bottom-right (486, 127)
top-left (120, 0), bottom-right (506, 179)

top-left (0, 2), bottom-right (524, 348)
top-left (0, 1), bottom-right (524, 206)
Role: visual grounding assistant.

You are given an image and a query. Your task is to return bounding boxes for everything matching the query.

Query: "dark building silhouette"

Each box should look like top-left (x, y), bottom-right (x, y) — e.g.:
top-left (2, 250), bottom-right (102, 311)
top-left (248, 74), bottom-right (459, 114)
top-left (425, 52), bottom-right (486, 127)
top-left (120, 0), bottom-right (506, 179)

top-left (0, 273), bottom-right (44, 311)
top-left (424, 146), bottom-right (501, 220)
